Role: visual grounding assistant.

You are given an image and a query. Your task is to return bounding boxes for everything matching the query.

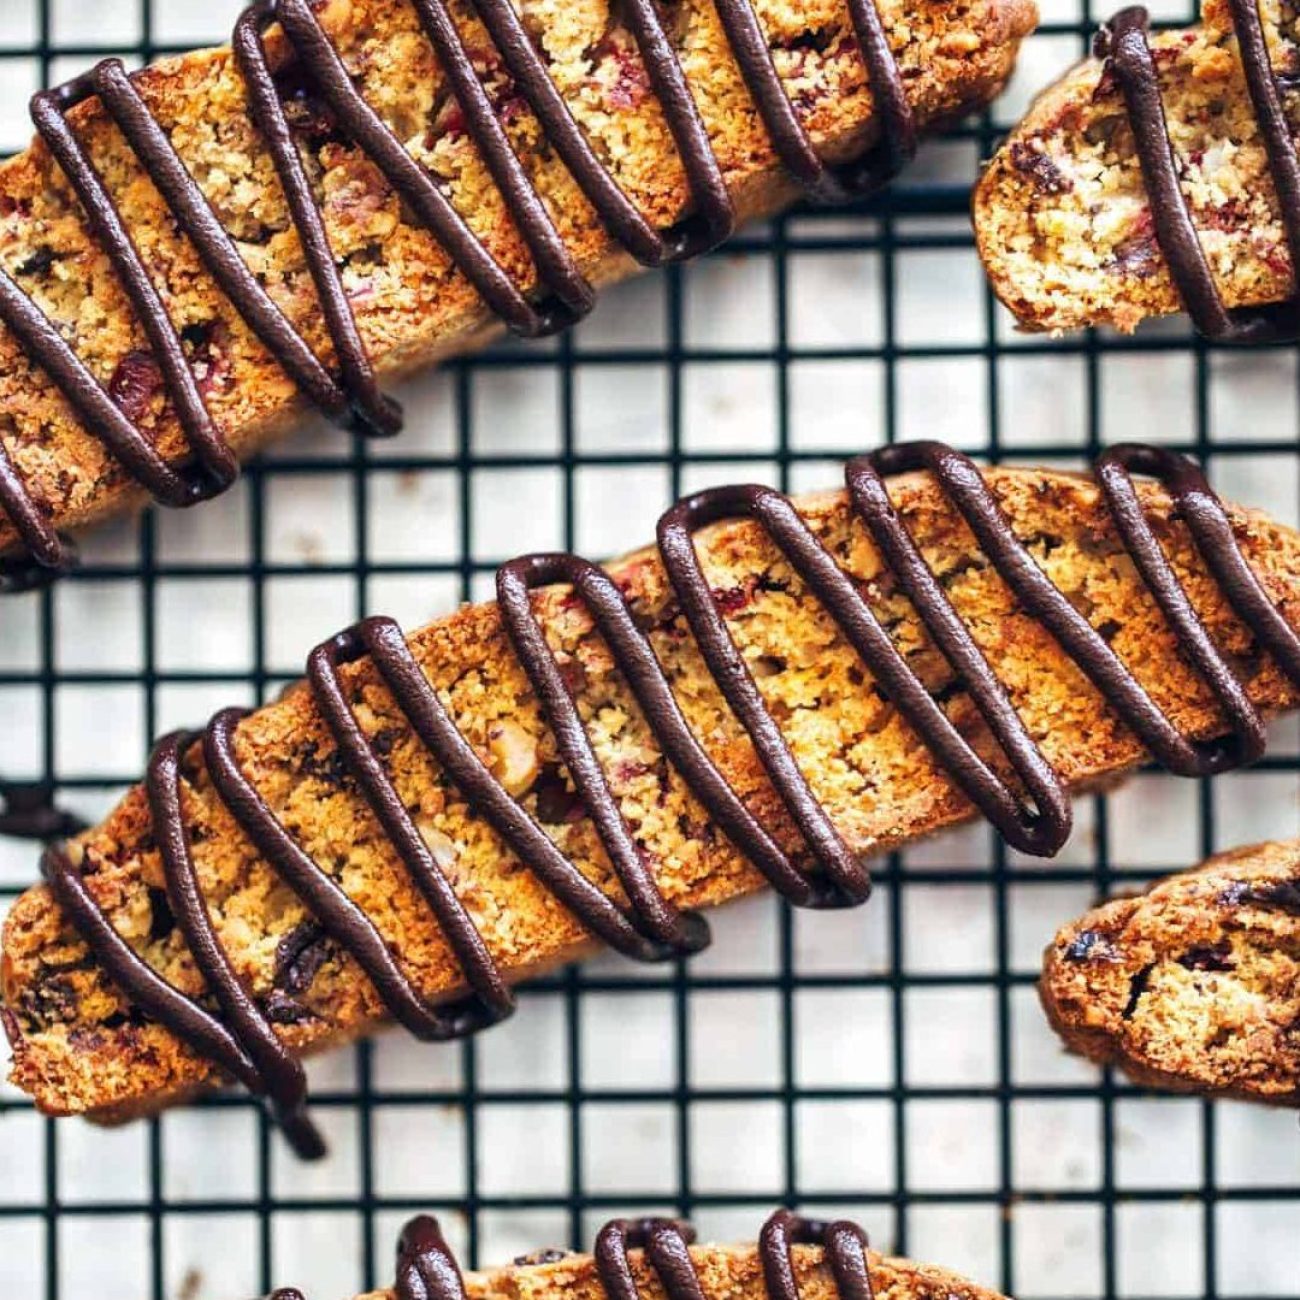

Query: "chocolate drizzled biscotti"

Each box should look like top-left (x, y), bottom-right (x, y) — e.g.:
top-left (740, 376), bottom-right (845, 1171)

top-left (974, 0), bottom-right (1300, 337)
top-left (334, 1208), bottom-right (1005, 1300)
top-left (4, 446), bottom-right (1300, 1141)
top-left (0, 0), bottom-right (1034, 575)
top-left (1042, 837), bottom-right (1300, 1105)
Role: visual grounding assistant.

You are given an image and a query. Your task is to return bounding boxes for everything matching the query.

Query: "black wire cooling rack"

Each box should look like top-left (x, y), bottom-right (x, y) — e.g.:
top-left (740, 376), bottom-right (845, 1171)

top-left (0, 0), bottom-right (1298, 1297)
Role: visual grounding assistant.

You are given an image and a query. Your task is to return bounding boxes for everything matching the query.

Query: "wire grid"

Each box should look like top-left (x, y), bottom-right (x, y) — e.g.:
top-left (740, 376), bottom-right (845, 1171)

top-left (0, 0), bottom-right (1298, 1296)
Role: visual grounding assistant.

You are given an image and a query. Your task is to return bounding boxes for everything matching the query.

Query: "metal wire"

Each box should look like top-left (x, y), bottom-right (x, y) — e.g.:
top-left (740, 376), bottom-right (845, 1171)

top-left (0, 0), bottom-right (1297, 1297)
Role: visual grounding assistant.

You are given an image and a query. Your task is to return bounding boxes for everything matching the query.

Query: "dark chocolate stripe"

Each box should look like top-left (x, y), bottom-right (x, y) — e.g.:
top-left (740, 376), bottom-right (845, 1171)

top-left (274, 1208), bottom-right (874, 1300)
top-left (761, 1210), bottom-right (874, 1300)
top-left (596, 1218), bottom-right (705, 1300)
top-left (394, 1214), bottom-right (464, 1300)
top-left (497, 556), bottom-right (711, 952)
top-left (233, 4), bottom-right (402, 438)
top-left (659, 471), bottom-right (1071, 859)
top-left (472, 0), bottom-right (735, 264)
top-left (0, 0), bottom-right (913, 576)
top-left (595, 1210), bottom-right (874, 1300)
top-left (1096, 3), bottom-right (1300, 342)
top-left (658, 484), bottom-right (877, 892)
top-left (146, 731), bottom-right (323, 1158)
top-left (498, 553), bottom-right (835, 909)
top-left (28, 74), bottom-right (241, 499)
top-left (713, 0), bottom-right (916, 201)
top-left (41, 442), bottom-right (1298, 1155)
top-left (873, 441), bottom-right (1296, 777)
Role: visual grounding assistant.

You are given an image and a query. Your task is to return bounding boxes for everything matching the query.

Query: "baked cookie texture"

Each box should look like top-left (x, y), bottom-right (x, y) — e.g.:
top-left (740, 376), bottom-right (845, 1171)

top-left (355, 1239), bottom-right (1007, 1300)
top-left (0, 0), bottom-right (1035, 559)
top-left (1042, 837), bottom-right (1300, 1105)
top-left (4, 462), bottom-right (1300, 1126)
top-left (974, 0), bottom-right (1299, 333)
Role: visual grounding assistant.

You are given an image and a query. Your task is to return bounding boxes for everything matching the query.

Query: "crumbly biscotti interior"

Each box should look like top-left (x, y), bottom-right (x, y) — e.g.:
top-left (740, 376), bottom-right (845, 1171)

top-left (355, 1239), bottom-right (1006, 1300)
top-left (1041, 837), bottom-right (1300, 1105)
top-left (0, 0), bottom-right (1034, 556)
top-left (974, 0), bottom-right (1299, 333)
top-left (4, 463), bottom-right (1300, 1124)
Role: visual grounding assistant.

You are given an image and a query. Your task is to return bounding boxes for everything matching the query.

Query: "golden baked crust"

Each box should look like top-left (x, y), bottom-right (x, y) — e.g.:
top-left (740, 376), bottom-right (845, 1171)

top-left (0, 0), bottom-right (1035, 558)
top-left (4, 462), bottom-right (1300, 1125)
top-left (1041, 837), bottom-right (1300, 1106)
top-left (973, 0), bottom-right (1297, 333)
top-left (354, 1239), bottom-right (1005, 1300)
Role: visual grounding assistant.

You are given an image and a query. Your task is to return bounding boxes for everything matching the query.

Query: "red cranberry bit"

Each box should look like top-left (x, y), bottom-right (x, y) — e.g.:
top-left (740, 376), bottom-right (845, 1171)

top-left (712, 583), bottom-right (752, 617)
top-left (590, 31), bottom-right (651, 111)
top-left (107, 349), bottom-right (164, 424)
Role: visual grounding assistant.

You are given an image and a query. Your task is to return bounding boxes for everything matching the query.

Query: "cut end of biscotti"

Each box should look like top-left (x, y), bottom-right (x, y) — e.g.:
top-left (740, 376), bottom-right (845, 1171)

top-left (4, 462), bottom-right (1300, 1129)
top-left (358, 1238), bottom-right (1009, 1300)
top-left (974, 0), bottom-right (1297, 334)
top-left (1041, 837), bottom-right (1300, 1104)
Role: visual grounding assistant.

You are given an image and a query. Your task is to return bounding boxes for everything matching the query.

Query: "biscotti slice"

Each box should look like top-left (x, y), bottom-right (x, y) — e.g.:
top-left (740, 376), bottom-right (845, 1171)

top-left (340, 1209), bottom-right (1006, 1300)
top-left (974, 0), bottom-right (1300, 336)
top-left (1041, 837), bottom-right (1300, 1105)
top-left (0, 0), bottom-right (1035, 574)
top-left (4, 447), bottom-right (1300, 1143)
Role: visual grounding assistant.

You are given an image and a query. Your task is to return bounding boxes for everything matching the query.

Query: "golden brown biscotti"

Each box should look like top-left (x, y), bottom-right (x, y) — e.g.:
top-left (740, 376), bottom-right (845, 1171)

top-left (1041, 837), bottom-right (1300, 1106)
top-left (350, 1231), bottom-right (1007, 1300)
top-left (0, 0), bottom-right (1035, 560)
top-left (4, 461), bottom-right (1300, 1127)
top-left (973, 0), bottom-right (1299, 334)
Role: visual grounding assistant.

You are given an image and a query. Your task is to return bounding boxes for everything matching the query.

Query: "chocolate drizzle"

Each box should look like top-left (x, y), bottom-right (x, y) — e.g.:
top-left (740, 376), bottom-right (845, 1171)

top-left (0, 0), bottom-right (916, 585)
top-left (270, 1207), bottom-right (873, 1300)
top-left (35, 441), bottom-right (1300, 1156)
top-left (1094, 3), bottom-right (1300, 341)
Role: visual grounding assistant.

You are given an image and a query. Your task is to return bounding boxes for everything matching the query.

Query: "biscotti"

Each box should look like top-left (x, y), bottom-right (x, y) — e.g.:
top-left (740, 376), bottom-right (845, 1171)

top-left (0, 0), bottom-right (1034, 576)
top-left (331, 1208), bottom-right (1005, 1300)
top-left (974, 0), bottom-right (1300, 337)
top-left (4, 443), bottom-right (1300, 1145)
top-left (1041, 837), bottom-right (1300, 1106)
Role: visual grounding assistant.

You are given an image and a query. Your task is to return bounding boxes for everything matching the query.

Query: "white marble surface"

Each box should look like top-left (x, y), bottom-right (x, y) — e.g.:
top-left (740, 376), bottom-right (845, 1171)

top-left (0, 0), bottom-right (1297, 1296)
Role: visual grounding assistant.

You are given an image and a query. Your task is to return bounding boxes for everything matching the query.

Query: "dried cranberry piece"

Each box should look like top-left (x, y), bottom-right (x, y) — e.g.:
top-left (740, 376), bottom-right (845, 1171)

top-left (589, 30), bottom-right (650, 111)
top-left (712, 584), bottom-right (751, 616)
top-left (107, 349), bottom-right (163, 424)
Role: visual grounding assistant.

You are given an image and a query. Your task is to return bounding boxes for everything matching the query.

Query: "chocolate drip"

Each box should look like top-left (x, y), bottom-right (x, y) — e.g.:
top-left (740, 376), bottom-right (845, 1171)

top-left (38, 441), bottom-right (1299, 1156)
top-left (0, 782), bottom-right (87, 841)
top-left (1095, 3), bottom-right (1300, 341)
top-left (0, 0), bottom-right (915, 579)
top-left (271, 1208), bottom-right (872, 1300)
